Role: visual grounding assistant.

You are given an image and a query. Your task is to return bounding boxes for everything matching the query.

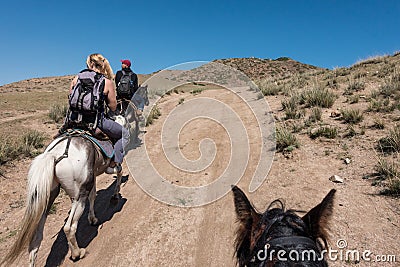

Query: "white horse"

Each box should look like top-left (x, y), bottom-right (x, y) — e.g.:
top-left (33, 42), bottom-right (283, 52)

top-left (1, 133), bottom-right (122, 267)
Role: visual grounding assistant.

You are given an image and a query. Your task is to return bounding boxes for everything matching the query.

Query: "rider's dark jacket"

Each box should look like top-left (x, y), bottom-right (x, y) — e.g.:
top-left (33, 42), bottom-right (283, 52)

top-left (115, 67), bottom-right (139, 99)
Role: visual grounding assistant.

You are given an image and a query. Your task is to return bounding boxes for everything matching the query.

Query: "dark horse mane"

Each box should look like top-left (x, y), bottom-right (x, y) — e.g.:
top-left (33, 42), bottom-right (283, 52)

top-left (233, 187), bottom-right (335, 267)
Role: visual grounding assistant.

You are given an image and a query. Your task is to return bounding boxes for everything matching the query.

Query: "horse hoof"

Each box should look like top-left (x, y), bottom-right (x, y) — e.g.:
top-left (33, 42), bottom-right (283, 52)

top-left (80, 248), bottom-right (86, 258)
top-left (70, 248), bottom-right (86, 261)
top-left (89, 216), bottom-right (98, 226)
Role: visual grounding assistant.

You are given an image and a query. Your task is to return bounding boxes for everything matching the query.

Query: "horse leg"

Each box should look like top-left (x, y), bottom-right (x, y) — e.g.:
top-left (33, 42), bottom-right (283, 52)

top-left (134, 119), bottom-right (140, 143)
top-left (112, 171), bottom-right (122, 201)
top-left (64, 197), bottom-right (87, 261)
top-left (28, 185), bottom-right (60, 267)
top-left (87, 183), bottom-right (98, 225)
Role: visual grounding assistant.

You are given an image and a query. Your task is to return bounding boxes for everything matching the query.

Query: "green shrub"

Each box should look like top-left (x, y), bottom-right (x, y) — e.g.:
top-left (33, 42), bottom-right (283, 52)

top-left (146, 105), bottom-right (161, 126)
top-left (258, 80), bottom-right (282, 96)
top-left (340, 109), bottom-right (363, 124)
top-left (190, 88), bottom-right (204, 95)
top-left (379, 72), bottom-right (400, 98)
top-left (377, 125), bottom-right (400, 153)
top-left (347, 95), bottom-right (359, 104)
top-left (371, 119), bottom-right (385, 129)
top-left (0, 137), bottom-right (20, 164)
top-left (309, 126), bottom-right (338, 139)
top-left (343, 125), bottom-right (357, 138)
top-left (49, 104), bottom-right (68, 123)
top-left (308, 107), bottom-right (322, 122)
top-left (375, 157), bottom-right (400, 196)
top-left (300, 87), bottom-right (336, 108)
top-left (367, 99), bottom-right (394, 112)
top-left (276, 126), bottom-right (299, 152)
top-left (282, 96), bottom-right (302, 120)
top-left (0, 130), bottom-right (45, 164)
top-left (344, 78), bottom-right (365, 95)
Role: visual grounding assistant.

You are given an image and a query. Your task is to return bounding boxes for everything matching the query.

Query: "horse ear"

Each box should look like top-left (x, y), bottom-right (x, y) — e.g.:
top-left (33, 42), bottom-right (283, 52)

top-left (232, 185), bottom-right (260, 224)
top-left (302, 189), bottom-right (336, 244)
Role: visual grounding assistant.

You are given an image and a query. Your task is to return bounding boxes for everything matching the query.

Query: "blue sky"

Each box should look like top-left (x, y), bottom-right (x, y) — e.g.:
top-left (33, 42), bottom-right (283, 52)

top-left (0, 0), bottom-right (399, 85)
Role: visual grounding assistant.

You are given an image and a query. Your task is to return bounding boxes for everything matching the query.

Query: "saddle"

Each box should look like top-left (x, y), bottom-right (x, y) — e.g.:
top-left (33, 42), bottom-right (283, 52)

top-left (50, 129), bottom-right (115, 164)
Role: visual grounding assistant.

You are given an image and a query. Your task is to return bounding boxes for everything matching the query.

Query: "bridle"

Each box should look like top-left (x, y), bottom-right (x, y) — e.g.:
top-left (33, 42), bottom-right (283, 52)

top-left (248, 213), bottom-right (322, 266)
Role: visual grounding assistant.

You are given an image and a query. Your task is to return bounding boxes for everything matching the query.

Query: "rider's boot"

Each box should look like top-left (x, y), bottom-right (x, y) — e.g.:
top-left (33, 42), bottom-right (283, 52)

top-left (106, 162), bottom-right (122, 174)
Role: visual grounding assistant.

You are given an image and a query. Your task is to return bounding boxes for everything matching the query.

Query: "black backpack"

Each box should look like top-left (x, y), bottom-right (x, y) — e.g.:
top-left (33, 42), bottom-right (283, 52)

top-left (117, 70), bottom-right (134, 98)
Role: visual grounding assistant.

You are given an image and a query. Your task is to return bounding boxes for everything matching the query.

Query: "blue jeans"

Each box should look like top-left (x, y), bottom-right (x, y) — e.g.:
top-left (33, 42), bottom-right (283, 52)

top-left (99, 116), bottom-right (123, 164)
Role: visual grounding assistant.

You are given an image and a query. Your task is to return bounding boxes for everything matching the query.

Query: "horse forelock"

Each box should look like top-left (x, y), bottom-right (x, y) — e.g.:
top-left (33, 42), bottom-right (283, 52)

top-left (237, 202), bottom-right (327, 266)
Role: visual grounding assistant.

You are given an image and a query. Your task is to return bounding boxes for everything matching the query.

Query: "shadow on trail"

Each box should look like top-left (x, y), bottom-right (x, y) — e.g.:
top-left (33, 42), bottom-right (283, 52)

top-left (124, 128), bottom-right (146, 153)
top-left (44, 176), bottom-right (128, 267)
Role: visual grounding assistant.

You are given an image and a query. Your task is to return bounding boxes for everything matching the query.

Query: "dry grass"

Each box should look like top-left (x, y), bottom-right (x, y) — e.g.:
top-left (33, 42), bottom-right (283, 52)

top-left (49, 103), bottom-right (68, 123)
top-left (309, 126), bottom-right (338, 139)
top-left (146, 105), bottom-right (161, 126)
top-left (0, 130), bottom-right (45, 164)
top-left (276, 126), bottom-right (299, 152)
top-left (300, 87), bottom-right (336, 108)
top-left (377, 125), bottom-right (400, 153)
top-left (340, 109), bottom-right (364, 124)
top-left (374, 156), bottom-right (400, 196)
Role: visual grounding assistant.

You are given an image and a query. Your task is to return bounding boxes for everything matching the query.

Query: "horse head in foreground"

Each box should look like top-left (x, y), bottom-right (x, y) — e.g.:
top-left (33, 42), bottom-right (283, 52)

top-left (1, 131), bottom-right (123, 267)
top-left (232, 186), bottom-right (336, 267)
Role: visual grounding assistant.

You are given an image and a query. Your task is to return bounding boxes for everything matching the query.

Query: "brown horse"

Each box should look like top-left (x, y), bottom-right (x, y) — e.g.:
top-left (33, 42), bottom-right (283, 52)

top-left (232, 186), bottom-right (335, 266)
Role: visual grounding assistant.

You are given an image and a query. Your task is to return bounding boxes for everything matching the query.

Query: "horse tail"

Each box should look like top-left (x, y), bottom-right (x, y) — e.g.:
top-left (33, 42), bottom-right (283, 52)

top-left (1, 152), bottom-right (56, 266)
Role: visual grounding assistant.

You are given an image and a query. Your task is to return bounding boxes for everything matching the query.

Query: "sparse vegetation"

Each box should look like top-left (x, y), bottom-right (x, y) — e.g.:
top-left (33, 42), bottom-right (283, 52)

top-left (300, 87), bottom-right (336, 108)
top-left (343, 125), bottom-right (357, 138)
top-left (146, 105), bottom-right (161, 126)
top-left (308, 107), bottom-right (322, 122)
top-left (344, 78), bottom-right (365, 95)
top-left (0, 230), bottom-right (18, 243)
top-left (340, 109), bottom-right (364, 124)
top-left (258, 80), bottom-right (282, 96)
top-left (374, 157), bottom-right (400, 196)
top-left (371, 119), bottom-right (385, 129)
top-left (21, 130), bottom-right (45, 157)
top-left (347, 95), bottom-right (360, 104)
top-left (190, 88), bottom-right (204, 95)
top-left (276, 126), bottom-right (299, 152)
top-left (49, 104), bottom-right (68, 123)
top-left (377, 125), bottom-right (400, 153)
top-left (282, 96), bottom-right (302, 120)
top-left (0, 130), bottom-right (46, 164)
top-left (309, 126), bottom-right (338, 139)
top-left (49, 202), bottom-right (58, 214)
top-left (0, 136), bottom-right (20, 164)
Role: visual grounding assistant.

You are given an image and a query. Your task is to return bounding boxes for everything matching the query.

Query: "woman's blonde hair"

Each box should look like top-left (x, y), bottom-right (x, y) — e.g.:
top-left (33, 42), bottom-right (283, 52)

top-left (86, 53), bottom-right (114, 80)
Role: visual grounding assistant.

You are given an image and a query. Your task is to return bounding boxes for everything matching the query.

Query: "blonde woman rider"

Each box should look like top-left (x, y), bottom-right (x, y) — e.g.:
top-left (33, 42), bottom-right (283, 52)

top-left (68, 53), bottom-right (123, 174)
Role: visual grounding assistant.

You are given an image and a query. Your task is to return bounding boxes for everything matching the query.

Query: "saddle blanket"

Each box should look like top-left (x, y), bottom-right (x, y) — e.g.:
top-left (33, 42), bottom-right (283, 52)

top-left (59, 130), bottom-right (115, 159)
top-left (85, 135), bottom-right (114, 159)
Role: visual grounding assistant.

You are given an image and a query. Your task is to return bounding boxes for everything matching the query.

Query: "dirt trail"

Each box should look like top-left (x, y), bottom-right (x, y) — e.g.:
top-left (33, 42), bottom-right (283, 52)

top-left (0, 89), bottom-right (399, 266)
top-left (0, 110), bottom-right (48, 124)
